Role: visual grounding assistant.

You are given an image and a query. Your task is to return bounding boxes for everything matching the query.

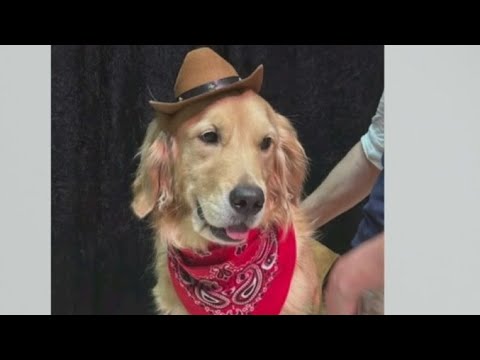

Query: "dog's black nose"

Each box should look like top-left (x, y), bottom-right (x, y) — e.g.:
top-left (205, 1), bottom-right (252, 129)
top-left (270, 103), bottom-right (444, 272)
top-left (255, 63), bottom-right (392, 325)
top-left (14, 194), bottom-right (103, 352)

top-left (229, 185), bottom-right (265, 216)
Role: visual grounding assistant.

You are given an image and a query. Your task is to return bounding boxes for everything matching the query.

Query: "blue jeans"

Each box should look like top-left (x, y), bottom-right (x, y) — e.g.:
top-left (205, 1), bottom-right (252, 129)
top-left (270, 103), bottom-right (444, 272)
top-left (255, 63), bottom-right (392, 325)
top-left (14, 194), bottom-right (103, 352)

top-left (351, 155), bottom-right (384, 248)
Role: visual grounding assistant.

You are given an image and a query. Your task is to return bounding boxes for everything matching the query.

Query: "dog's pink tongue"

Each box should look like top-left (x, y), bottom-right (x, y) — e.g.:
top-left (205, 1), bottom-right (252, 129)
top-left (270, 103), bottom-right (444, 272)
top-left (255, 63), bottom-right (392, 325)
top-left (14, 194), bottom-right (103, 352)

top-left (226, 226), bottom-right (249, 240)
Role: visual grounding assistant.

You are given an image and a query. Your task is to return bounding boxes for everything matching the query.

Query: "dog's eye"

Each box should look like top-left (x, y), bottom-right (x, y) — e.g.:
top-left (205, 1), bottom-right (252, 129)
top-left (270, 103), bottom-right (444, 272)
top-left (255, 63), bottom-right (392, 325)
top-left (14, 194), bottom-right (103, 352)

top-left (199, 131), bottom-right (219, 144)
top-left (260, 137), bottom-right (273, 151)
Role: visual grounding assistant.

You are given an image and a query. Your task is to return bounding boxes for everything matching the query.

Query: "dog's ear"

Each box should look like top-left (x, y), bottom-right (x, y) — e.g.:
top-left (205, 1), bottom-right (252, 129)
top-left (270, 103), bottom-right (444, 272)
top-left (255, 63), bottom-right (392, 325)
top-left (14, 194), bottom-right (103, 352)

top-left (276, 114), bottom-right (308, 204)
top-left (269, 113), bottom-right (308, 221)
top-left (131, 117), bottom-right (174, 219)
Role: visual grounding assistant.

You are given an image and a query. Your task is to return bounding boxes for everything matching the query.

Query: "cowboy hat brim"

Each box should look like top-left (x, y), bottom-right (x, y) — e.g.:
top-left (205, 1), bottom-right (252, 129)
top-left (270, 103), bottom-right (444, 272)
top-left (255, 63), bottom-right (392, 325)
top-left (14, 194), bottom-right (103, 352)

top-left (149, 65), bottom-right (264, 115)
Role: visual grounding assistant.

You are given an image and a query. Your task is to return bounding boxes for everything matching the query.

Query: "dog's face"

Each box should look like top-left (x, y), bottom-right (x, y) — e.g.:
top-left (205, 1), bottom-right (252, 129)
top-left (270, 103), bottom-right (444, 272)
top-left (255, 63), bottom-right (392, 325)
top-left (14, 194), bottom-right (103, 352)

top-left (132, 90), bottom-right (307, 246)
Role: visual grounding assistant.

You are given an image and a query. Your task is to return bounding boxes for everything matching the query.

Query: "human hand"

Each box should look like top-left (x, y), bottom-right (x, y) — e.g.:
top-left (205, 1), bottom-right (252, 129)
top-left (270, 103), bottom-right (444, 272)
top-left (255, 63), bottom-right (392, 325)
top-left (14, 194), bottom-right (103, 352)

top-left (325, 232), bottom-right (384, 315)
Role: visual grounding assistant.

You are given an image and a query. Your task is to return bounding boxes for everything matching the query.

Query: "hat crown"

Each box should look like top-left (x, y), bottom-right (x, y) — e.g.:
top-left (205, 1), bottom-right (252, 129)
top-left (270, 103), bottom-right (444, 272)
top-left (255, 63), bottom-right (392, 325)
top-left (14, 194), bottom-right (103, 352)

top-left (174, 48), bottom-right (239, 98)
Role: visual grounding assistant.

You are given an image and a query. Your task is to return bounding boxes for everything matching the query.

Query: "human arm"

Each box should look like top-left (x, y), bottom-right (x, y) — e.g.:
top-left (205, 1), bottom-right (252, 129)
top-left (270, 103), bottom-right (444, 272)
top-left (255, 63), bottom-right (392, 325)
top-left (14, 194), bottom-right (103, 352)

top-left (301, 142), bottom-right (381, 229)
top-left (301, 93), bottom-right (384, 229)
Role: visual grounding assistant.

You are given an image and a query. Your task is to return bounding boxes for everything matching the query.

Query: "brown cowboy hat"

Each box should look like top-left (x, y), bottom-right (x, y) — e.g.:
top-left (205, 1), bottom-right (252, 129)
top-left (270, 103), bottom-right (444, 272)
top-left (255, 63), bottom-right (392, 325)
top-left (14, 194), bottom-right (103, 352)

top-left (149, 47), bottom-right (264, 114)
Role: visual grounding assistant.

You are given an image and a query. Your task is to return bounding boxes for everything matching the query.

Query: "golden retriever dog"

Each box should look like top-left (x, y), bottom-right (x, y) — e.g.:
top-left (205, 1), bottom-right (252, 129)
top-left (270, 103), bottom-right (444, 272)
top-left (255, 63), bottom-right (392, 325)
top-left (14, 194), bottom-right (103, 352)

top-left (131, 89), bottom-right (338, 315)
top-left (129, 47), bottom-right (341, 315)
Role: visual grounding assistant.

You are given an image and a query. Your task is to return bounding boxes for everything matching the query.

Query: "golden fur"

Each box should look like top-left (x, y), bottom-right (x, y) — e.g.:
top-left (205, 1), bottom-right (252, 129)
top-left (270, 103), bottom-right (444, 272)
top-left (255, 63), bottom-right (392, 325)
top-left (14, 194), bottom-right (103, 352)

top-left (131, 90), bottom-right (338, 315)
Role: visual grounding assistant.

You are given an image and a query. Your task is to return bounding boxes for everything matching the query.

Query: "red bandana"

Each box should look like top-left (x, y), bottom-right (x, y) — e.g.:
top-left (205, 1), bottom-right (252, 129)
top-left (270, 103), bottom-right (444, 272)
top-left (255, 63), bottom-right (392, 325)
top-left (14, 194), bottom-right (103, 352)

top-left (168, 227), bottom-right (297, 315)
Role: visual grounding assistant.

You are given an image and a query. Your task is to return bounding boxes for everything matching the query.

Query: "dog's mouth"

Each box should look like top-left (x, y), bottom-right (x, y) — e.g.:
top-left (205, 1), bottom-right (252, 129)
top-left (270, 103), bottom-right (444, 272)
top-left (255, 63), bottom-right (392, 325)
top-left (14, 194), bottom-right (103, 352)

top-left (197, 203), bottom-right (250, 243)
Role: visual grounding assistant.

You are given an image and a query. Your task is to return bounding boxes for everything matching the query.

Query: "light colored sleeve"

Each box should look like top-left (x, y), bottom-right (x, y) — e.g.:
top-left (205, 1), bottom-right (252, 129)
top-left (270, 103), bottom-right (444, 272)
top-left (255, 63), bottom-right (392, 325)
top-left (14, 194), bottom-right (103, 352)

top-left (361, 93), bottom-right (384, 170)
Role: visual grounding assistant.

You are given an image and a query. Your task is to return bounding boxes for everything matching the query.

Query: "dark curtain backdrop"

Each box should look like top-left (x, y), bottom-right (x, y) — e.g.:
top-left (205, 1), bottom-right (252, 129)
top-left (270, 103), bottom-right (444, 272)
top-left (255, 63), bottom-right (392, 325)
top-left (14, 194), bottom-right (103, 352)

top-left (52, 45), bottom-right (384, 315)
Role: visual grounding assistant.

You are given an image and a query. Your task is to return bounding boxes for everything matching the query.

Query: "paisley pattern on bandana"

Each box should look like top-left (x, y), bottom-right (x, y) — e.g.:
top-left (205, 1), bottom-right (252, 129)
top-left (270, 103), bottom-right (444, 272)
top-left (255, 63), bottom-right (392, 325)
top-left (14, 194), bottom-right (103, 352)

top-left (168, 227), bottom-right (296, 315)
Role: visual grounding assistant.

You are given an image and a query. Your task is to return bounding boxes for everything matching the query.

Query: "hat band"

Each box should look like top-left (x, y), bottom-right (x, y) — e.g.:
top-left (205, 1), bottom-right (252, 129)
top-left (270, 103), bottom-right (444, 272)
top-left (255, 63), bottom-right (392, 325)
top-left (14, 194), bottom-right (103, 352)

top-left (177, 76), bottom-right (242, 102)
